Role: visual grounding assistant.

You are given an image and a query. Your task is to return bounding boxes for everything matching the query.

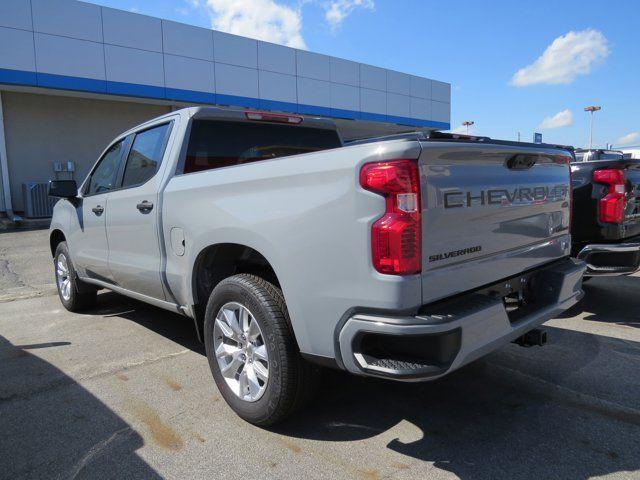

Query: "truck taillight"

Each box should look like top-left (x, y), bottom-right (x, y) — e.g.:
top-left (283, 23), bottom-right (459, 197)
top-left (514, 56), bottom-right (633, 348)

top-left (594, 168), bottom-right (627, 224)
top-left (360, 159), bottom-right (421, 275)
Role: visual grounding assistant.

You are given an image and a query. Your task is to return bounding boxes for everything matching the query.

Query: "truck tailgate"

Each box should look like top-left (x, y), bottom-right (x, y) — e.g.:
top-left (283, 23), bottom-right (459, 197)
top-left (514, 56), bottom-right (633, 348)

top-left (419, 142), bottom-right (572, 303)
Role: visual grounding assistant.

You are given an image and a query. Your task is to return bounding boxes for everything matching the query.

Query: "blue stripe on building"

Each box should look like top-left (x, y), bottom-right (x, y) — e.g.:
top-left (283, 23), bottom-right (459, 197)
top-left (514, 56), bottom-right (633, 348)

top-left (0, 68), bottom-right (451, 130)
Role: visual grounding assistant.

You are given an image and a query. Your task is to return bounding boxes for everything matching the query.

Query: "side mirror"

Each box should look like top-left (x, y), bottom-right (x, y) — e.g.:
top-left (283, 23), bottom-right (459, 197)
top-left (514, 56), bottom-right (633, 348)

top-left (48, 180), bottom-right (78, 199)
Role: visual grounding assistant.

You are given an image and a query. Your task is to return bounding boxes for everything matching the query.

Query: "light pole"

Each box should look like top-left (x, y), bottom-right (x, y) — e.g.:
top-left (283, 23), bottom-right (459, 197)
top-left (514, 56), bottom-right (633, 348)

top-left (462, 120), bottom-right (474, 134)
top-left (584, 105), bottom-right (601, 150)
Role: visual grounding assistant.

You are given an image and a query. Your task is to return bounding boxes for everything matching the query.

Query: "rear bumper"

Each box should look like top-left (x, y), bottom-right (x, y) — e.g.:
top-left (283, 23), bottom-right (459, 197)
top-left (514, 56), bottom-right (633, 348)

top-left (338, 258), bottom-right (585, 381)
top-left (577, 242), bottom-right (640, 276)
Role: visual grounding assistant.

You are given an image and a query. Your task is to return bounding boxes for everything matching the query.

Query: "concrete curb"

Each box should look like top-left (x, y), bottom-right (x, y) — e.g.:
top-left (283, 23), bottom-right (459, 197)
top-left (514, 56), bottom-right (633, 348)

top-left (0, 217), bottom-right (50, 232)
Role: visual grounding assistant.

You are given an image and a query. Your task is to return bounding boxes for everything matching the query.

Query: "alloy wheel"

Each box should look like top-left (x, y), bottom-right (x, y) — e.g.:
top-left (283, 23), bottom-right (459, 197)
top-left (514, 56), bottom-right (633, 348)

top-left (56, 253), bottom-right (71, 301)
top-left (213, 302), bottom-right (269, 402)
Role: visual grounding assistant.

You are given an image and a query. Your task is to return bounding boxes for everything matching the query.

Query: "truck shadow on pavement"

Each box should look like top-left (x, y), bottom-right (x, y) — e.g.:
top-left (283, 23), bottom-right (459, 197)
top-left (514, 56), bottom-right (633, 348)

top-left (0, 334), bottom-right (162, 479)
top-left (89, 292), bottom-right (205, 355)
top-left (49, 291), bottom-right (640, 480)
top-left (280, 328), bottom-right (640, 480)
top-left (557, 275), bottom-right (640, 328)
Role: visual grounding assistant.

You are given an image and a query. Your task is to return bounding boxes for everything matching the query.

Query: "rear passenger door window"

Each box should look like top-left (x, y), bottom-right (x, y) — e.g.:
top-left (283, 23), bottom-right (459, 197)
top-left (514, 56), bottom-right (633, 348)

top-left (121, 123), bottom-right (172, 188)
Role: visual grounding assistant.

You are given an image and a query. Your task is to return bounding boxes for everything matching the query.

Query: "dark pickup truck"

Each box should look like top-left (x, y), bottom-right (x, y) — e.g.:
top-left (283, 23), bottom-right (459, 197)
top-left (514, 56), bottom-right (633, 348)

top-left (571, 148), bottom-right (640, 276)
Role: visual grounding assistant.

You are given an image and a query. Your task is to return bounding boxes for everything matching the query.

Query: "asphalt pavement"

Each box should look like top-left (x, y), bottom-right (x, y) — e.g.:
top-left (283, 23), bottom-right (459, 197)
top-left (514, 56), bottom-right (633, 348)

top-left (1, 228), bottom-right (639, 480)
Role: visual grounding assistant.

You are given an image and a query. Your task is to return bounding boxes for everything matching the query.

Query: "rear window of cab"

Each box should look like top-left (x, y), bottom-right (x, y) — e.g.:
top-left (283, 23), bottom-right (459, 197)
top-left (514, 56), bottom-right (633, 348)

top-left (183, 120), bottom-right (342, 174)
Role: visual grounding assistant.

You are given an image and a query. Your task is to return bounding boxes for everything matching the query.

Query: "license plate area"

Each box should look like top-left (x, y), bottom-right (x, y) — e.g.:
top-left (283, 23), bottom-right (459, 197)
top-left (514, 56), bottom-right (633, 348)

top-left (475, 269), bottom-right (549, 323)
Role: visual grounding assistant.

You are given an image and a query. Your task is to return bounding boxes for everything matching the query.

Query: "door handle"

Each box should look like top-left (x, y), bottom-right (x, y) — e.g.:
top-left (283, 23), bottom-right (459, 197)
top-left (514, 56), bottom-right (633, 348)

top-left (136, 201), bottom-right (154, 213)
top-left (91, 205), bottom-right (104, 215)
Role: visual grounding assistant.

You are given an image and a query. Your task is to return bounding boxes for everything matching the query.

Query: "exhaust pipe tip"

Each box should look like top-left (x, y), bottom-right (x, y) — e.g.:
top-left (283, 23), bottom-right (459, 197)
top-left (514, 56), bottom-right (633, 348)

top-left (513, 328), bottom-right (547, 348)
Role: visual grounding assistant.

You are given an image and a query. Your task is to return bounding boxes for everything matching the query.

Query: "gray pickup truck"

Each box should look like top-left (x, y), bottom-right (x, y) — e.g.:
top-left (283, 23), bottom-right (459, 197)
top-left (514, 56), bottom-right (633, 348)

top-left (49, 107), bottom-right (585, 425)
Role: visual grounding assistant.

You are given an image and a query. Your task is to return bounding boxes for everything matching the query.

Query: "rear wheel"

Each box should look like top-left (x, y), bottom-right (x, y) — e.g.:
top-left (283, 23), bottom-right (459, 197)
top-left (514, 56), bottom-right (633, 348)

top-left (54, 242), bottom-right (97, 312)
top-left (204, 274), bottom-right (319, 426)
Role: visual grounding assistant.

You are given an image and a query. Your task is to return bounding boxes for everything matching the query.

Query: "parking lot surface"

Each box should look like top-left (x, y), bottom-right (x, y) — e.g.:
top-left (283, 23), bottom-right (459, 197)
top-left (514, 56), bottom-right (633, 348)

top-left (1, 229), bottom-right (639, 480)
top-left (0, 228), bottom-right (55, 302)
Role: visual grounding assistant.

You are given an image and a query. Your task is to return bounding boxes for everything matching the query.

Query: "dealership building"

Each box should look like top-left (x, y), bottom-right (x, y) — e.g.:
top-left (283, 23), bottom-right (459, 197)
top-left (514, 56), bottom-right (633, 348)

top-left (0, 0), bottom-right (451, 218)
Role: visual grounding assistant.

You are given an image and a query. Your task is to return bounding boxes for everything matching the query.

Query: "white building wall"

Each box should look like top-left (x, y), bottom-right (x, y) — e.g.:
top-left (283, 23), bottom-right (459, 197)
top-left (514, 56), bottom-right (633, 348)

top-left (0, 0), bottom-right (450, 128)
top-left (1, 91), bottom-right (171, 212)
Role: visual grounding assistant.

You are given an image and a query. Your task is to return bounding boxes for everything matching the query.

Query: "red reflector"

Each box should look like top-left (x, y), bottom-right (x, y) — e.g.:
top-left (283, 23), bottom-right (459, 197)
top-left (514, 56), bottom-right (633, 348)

top-left (594, 168), bottom-right (626, 224)
top-left (245, 111), bottom-right (303, 124)
top-left (360, 160), bottom-right (421, 275)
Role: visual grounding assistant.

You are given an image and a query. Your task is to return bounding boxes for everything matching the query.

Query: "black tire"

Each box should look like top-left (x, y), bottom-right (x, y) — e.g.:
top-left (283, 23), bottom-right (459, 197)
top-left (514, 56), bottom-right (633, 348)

top-left (54, 242), bottom-right (97, 312)
top-left (204, 274), bottom-right (319, 426)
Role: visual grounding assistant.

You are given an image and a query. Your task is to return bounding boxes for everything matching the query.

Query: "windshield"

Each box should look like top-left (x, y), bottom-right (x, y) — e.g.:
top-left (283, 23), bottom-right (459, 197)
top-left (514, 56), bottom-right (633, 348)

top-left (574, 151), bottom-right (623, 162)
top-left (598, 152), bottom-right (624, 160)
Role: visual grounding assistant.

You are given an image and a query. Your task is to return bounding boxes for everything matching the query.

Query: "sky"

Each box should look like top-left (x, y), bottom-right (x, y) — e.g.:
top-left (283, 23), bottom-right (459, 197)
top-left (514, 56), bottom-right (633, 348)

top-left (87, 0), bottom-right (640, 149)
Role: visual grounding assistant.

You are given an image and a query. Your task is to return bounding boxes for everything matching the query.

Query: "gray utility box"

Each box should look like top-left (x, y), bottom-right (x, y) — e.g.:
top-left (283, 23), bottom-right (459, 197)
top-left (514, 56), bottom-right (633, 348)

top-left (22, 182), bottom-right (57, 218)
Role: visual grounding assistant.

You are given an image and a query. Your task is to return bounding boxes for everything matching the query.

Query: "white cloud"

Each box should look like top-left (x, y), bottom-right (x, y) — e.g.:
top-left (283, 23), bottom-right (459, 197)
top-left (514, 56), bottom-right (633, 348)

top-left (511, 29), bottom-right (609, 87)
top-left (202, 0), bottom-right (306, 49)
top-left (177, 0), bottom-right (202, 16)
top-left (617, 132), bottom-right (640, 146)
top-left (324, 0), bottom-right (374, 29)
top-left (539, 109), bottom-right (574, 129)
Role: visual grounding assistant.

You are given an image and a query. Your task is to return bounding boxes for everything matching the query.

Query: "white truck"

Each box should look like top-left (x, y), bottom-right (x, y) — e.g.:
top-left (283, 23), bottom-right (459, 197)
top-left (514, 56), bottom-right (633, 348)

top-left (49, 107), bottom-right (585, 425)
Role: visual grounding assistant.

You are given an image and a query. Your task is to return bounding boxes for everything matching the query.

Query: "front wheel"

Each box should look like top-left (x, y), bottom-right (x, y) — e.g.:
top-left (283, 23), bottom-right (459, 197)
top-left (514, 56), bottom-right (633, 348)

top-left (204, 274), bottom-right (319, 426)
top-left (54, 242), bottom-right (97, 312)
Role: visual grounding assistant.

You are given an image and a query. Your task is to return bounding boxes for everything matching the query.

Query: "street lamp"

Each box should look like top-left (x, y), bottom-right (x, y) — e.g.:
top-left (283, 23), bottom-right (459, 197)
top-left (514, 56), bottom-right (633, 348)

top-left (584, 105), bottom-right (601, 150)
top-left (462, 120), bottom-right (474, 134)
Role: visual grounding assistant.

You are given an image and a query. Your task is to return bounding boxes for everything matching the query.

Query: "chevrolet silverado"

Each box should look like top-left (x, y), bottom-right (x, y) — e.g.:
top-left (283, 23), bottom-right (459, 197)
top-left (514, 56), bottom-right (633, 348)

top-left (48, 108), bottom-right (585, 425)
top-left (572, 148), bottom-right (640, 276)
